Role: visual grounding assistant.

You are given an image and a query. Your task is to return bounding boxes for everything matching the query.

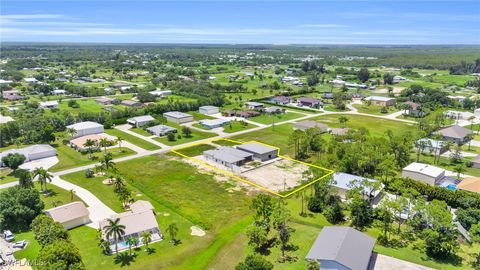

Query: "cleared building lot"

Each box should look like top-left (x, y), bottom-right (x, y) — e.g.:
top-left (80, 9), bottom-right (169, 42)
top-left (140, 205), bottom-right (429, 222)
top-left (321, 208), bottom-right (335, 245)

top-left (369, 254), bottom-right (436, 270)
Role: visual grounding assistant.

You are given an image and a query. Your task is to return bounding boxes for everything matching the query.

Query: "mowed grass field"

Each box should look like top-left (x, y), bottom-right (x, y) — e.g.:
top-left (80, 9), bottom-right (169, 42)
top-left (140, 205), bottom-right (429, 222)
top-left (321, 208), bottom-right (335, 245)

top-left (352, 104), bottom-right (398, 115)
top-left (154, 123), bottom-right (217, 146)
top-left (105, 128), bottom-right (161, 150)
top-left (248, 112), bottom-right (304, 125)
top-left (56, 154), bottom-right (254, 270)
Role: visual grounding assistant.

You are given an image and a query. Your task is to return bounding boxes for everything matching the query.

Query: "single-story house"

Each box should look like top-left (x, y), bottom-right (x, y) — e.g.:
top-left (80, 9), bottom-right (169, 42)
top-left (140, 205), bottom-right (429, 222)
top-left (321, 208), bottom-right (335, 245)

top-left (222, 110), bottom-right (260, 118)
top-left (111, 82), bottom-right (130, 89)
top-left (236, 142), bottom-right (278, 161)
top-left (204, 147), bottom-right (253, 171)
top-left (163, 111), bottom-right (193, 124)
top-left (457, 177), bottom-right (480, 194)
top-left (402, 101), bottom-right (426, 117)
top-left (69, 134), bottom-right (113, 151)
top-left (24, 77), bottom-right (38, 84)
top-left (416, 138), bottom-right (449, 155)
top-left (270, 96), bottom-right (292, 105)
top-left (322, 92), bottom-right (334, 99)
top-left (66, 121), bottom-right (104, 138)
top-left (146, 124), bottom-right (177, 136)
top-left (127, 115), bottom-right (155, 127)
top-left (293, 120), bottom-right (328, 133)
top-left (52, 89), bottom-right (67, 95)
top-left (0, 115), bottom-right (14, 124)
top-left (39, 100), bottom-right (59, 109)
top-left (402, 162), bottom-right (446, 185)
top-left (0, 79), bottom-right (13, 84)
top-left (96, 97), bottom-right (113, 105)
top-left (45, 202), bottom-right (90, 230)
top-left (265, 106), bottom-right (285, 114)
top-left (121, 100), bottom-right (142, 107)
top-left (199, 106), bottom-right (219, 115)
top-left (297, 97), bottom-right (323, 108)
top-left (149, 90), bottom-right (172, 97)
top-left (330, 128), bottom-right (350, 136)
top-left (448, 95), bottom-right (466, 103)
top-left (306, 226), bottom-right (375, 270)
top-left (0, 144), bottom-right (57, 167)
top-left (2, 90), bottom-right (24, 101)
top-left (332, 172), bottom-right (383, 201)
top-left (472, 155), bottom-right (480, 168)
top-left (436, 125), bottom-right (473, 144)
top-left (100, 201), bottom-right (162, 252)
top-left (199, 119), bottom-right (230, 129)
top-left (245, 102), bottom-right (265, 110)
top-left (444, 110), bottom-right (475, 120)
top-left (364, 96), bottom-right (396, 107)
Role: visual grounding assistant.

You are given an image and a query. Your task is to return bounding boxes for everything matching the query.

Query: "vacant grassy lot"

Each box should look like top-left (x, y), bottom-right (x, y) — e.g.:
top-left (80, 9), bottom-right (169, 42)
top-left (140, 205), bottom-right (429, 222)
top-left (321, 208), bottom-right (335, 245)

top-left (223, 120), bottom-right (257, 133)
top-left (155, 123), bottom-right (217, 146)
top-left (175, 144), bottom-right (216, 157)
top-left (248, 112), bottom-right (304, 125)
top-left (59, 154), bottom-right (254, 269)
top-left (130, 127), bottom-right (152, 136)
top-left (352, 104), bottom-right (398, 115)
top-left (105, 128), bottom-right (161, 150)
top-left (49, 142), bottom-right (136, 172)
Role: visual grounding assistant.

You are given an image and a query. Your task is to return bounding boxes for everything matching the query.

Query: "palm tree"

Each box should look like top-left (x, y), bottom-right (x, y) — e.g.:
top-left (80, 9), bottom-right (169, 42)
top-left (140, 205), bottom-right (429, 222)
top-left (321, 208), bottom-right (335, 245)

top-left (116, 136), bottom-right (123, 152)
top-left (69, 189), bottom-right (76, 201)
top-left (83, 139), bottom-right (96, 159)
top-left (66, 128), bottom-right (77, 140)
top-left (99, 138), bottom-right (111, 154)
top-left (338, 116), bottom-right (349, 128)
top-left (141, 231), bottom-right (152, 251)
top-left (166, 223), bottom-right (179, 244)
top-left (17, 169), bottom-right (33, 188)
top-left (103, 218), bottom-right (126, 256)
top-left (454, 163), bottom-right (466, 180)
top-left (32, 167), bottom-right (53, 193)
top-left (126, 237), bottom-right (136, 256)
top-left (113, 176), bottom-right (125, 193)
top-left (101, 153), bottom-right (116, 178)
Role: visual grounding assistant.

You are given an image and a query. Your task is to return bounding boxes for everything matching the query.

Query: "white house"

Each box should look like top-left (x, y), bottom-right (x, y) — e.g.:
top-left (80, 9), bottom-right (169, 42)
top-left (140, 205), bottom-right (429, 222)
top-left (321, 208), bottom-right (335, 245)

top-left (127, 115), bottom-right (155, 127)
top-left (39, 100), bottom-right (59, 109)
top-left (0, 144), bottom-right (57, 167)
top-left (245, 102), bottom-right (264, 110)
top-left (66, 121), bottom-right (104, 138)
top-left (163, 111), bottom-right (193, 124)
top-left (402, 162), bottom-right (446, 185)
top-left (199, 106), bottom-right (220, 115)
top-left (45, 202), bottom-right (90, 230)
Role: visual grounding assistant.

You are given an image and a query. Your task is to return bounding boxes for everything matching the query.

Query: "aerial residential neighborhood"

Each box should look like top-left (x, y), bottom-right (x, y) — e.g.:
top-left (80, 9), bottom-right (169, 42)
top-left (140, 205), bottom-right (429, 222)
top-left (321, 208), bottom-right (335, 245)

top-left (0, 1), bottom-right (480, 270)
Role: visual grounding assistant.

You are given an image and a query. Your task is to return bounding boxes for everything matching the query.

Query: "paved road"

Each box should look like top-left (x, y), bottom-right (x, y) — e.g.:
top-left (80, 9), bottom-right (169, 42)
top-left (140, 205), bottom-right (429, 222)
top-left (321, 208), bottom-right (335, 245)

top-left (115, 124), bottom-right (169, 148)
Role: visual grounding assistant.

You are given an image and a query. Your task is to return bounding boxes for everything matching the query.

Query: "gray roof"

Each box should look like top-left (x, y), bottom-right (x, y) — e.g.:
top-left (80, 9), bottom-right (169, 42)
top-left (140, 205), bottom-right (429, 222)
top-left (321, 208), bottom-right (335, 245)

top-left (306, 226), bottom-right (375, 270)
top-left (204, 146), bottom-right (253, 163)
top-left (0, 144), bottom-right (56, 160)
top-left (236, 142), bottom-right (278, 155)
top-left (66, 121), bottom-right (103, 130)
top-left (128, 115), bottom-right (155, 123)
top-left (332, 172), bottom-right (382, 196)
top-left (246, 102), bottom-right (264, 107)
top-left (199, 105), bottom-right (219, 110)
top-left (163, 111), bottom-right (192, 119)
top-left (146, 124), bottom-right (176, 134)
top-left (437, 125), bottom-right (473, 139)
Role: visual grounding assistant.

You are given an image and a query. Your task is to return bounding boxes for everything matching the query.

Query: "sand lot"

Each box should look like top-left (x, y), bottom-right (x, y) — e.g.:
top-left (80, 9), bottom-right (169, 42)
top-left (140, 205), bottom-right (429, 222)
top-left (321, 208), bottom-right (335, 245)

top-left (241, 158), bottom-right (309, 192)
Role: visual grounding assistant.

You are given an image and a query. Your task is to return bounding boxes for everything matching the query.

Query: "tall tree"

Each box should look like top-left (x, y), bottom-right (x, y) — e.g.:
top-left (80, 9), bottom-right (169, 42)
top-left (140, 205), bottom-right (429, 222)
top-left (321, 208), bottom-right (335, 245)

top-left (32, 167), bottom-right (53, 193)
top-left (103, 218), bottom-right (126, 256)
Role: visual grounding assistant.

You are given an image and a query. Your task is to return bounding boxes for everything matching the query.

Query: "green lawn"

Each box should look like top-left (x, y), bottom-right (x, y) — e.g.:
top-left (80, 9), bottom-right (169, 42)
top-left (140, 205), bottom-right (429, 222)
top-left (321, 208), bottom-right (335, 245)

top-left (192, 123), bottom-right (211, 130)
top-left (175, 144), bottom-right (216, 157)
top-left (188, 111), bottom-right (216, 121)
top-left (0, 168), bottom-right (19, 184)
top-left (248, 112), bottom-right (304, 125)
top-left (40, 183), bottom-right (85, 208)
top-left (353, 104), bottom-right (398, 115)
top-left (130, 127), bottom-right (152, 136)
top-left (105, 128), bottom-right (161, 150)
top-left (49, 142), bottom-right (136, 172)
top-left (155, 123), bottom-right (217, 146)
top-left (223, 120), bottom-right (257, 133)
top-left (59, 154), bottom-right (254, 269)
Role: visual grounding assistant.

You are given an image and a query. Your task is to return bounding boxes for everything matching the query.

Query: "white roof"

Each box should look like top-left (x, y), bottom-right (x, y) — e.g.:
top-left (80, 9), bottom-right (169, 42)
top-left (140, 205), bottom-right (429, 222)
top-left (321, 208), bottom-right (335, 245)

top-left (163, 111), bottom-right (192, 119)
top-left (101, 210), bottom-right (158, 237)
top-left (24, 78), bottom-right (38, 82)
top-left (199, 105), bottom-right (219, 110)
top-left (246, 102), bottom-right (264, 106)
top-left (45, 201), bottom-right (89, 223)
top-left (66, 121), bottom-right (103, 130)
top-left (403, 162), bottom-right (445, 178)
top-left (128, 115), bottom-right (155, 123)
top-left (0, 115), bottom-right (14, 124)
top-left (365, 96), bottom-right (395, 102)
top-left (40, 100), bottom-right (59, 106)
top-left (200, 119), bottom-right (230, 126)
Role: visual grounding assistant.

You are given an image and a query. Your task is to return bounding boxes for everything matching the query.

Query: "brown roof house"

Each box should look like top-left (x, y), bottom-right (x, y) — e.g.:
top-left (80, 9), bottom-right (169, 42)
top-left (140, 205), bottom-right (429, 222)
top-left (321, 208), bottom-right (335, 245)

top-left (45, 202), bottom-right (90, 229)
top-left (2, 90), bottom-right (24, 101)
top-left (436, 125), bottom-right (473, 144)
top-left (297, 97), bottom-right (323, 108)
top-left (457, 177), bottom-right (480, 194)
top-left (293, 120), bottom-right (328, 133)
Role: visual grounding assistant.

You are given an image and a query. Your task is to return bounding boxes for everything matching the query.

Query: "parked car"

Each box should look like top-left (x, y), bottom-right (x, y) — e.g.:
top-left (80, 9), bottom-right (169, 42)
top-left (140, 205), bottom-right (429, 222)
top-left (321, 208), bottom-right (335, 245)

top-left (13, 240), bottom-right (26, 249)
top-left (2, 230), bottom-right (14, 242)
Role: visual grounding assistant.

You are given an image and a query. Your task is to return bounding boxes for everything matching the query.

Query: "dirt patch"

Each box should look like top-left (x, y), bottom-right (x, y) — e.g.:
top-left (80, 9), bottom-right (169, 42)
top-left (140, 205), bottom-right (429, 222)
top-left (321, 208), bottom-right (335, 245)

top-left (372, 86), bottom-right (404, 94)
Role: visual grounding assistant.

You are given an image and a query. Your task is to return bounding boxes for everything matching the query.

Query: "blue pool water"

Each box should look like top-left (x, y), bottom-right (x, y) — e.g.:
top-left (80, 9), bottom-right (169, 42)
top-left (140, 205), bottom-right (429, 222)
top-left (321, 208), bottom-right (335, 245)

top-left (447, 184), bottom-right (457, 190)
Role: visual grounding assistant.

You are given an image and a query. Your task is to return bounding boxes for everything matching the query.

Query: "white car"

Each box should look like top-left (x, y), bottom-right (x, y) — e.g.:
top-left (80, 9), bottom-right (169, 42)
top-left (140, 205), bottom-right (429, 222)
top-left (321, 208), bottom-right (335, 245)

top-left (2, 230), bottom-right (14, 242)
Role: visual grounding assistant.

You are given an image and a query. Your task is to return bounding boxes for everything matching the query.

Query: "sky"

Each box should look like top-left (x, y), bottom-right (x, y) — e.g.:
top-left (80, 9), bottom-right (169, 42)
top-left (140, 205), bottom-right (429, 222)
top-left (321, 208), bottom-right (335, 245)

top-left (1, 1), bottom-right (479, 44)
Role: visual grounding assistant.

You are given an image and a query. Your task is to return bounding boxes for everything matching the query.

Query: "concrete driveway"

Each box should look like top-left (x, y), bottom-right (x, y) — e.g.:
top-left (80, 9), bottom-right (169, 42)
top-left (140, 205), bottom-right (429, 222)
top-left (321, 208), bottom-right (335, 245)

top-left (19, 156), bottom-right (59, 171)
top-left (369, 253), bottom-right (435, 270)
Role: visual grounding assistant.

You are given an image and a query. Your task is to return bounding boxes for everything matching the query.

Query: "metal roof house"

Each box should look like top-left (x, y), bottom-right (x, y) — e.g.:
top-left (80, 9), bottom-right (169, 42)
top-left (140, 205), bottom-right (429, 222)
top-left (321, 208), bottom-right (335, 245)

top-left (127, 115), bottom-right (155, 127)
top-left (199, 105), bottom-right (220, 115)
top-left (146, 124), bottom-right (177, 136)
top-left (0, 144), bottom-right (57, 167)
top-left (332, 172), bottom-right (383, 201)
top-left (45, 202), bottom-right (90, 230)
top-left (66, 121), bottom-right (104, 138)
top-left (245, 102), bottom-right (265, 110)
top-left (236, 142), bottom-right (278, 161)
top-left (204, 147), bottom-right (253, 171)
top-left (199, 118), bottom-right (231, 129)
top-left (402, 162), bottom-right (446, 186)
top-left (297, 97), bottom-right (323, 108)
top-left (306, 226), bottom-right (375, 270)
top-left (436, 125), bottom-right (473, 144)
top-left (163, 111), bottom-right (194, 124)
top-left (364, 96), bottom-right (396, 107)
top-left (39, 100), bottom-right (59, 109)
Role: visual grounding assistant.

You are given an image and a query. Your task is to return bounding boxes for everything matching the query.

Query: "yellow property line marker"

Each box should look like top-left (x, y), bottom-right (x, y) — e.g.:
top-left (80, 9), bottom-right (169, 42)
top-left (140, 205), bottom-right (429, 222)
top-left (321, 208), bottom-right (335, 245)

top-left (171, 138), bottom-right (334, 198)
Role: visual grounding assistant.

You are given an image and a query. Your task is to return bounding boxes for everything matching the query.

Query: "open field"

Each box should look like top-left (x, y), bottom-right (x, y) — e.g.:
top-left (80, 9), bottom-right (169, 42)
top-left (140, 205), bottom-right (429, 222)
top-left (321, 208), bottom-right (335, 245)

top-left (248, 112), bottom-right (304, 125)
top-left (154, 123), bottom-right (217, 146)
top-left (352, 104), bottom-right (399, 115)
top-left (104, 128), bottom-right (161, 150)
top-left (222, 120), bottom-right (257, 133)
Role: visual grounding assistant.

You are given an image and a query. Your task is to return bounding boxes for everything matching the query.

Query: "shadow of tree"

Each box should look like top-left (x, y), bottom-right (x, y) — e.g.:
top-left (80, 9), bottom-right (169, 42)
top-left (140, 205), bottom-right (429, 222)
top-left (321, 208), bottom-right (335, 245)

top-left (114, 252), bottom-right (137, 267)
